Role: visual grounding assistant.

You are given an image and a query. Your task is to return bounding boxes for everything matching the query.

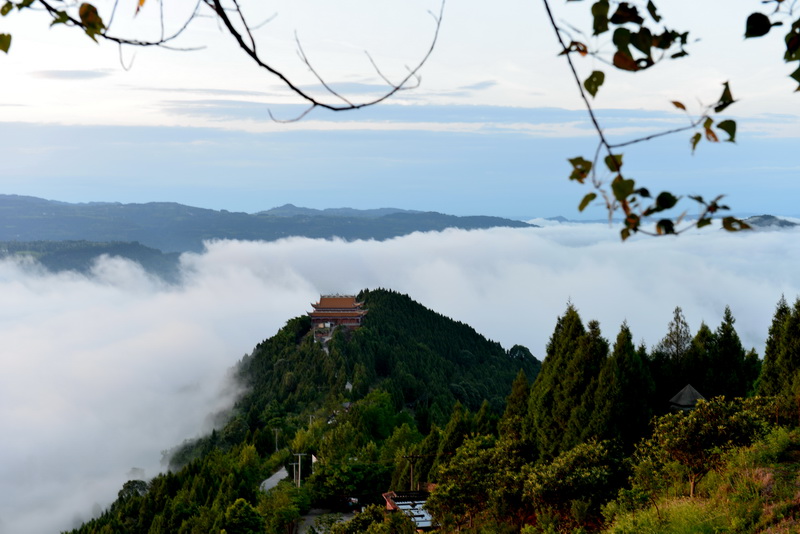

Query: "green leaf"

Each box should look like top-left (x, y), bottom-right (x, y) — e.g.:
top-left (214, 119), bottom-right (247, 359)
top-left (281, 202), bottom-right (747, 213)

top-left (568, 157), bottom-right (593, 183)
top-left (591, 0), bottom-right (610, 35)
top-left (745, 12), bottom-right (772, 38)
top-left (722, 217), bottom-right (752, 232)
top-left (716, 120), bottom-right (736, 142)
top-left (0, 33), bottom-right (9, 53)
top-left (16, 0), bottom-right (34, 8)
top-left (696, 218), bottom-right (712, 229)
top-left (50, 10), bottom-right (69, 26)
top-left (604, 153), bottom-right (623, 172)
top-left (611, 175), bottom-right (635, 201)
top-left (630, 27), bottom-right (653, 58)
top-left (579, 193), bottom-right (597, 212)
top-left (690, 132), bottom-right (702, 153)
top-left (656, 192), bottom-right (678, 210)
top-left (1, 2), bottom-right (12, 16)
top-left (714, 81), bottom-right (735, 113)
top-left (78, 2), bottom-right (105, 42)
top-left (646, 0), bottom-right (661, 23)
top-left (610, 3), bottom-right (644, 25)
top-left (584, 70), bottom-right (605, 98)
top-left (620, 228), bottom-right (631, 241)
top-left (790, 65), bottom-right (800, 91)
top-left (785, 20), bottom-right (800, 62)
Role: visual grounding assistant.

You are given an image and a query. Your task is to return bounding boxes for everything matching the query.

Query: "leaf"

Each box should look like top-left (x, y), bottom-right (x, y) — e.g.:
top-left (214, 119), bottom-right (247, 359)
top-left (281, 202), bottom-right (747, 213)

top-left (620, 228), bottom-right (631, 241)
top-left (591, 0), bottom-right (610, 35)
top-left (613, 51), bottom-right (639, 71)
top-left (49, 10), bottom-right (69, 26)
top-left (584, 70), bottom-right (605, 98)
top-left (690, 132), bottom-right (702, 153)
top-left (78, 3), bottom-right (105, 42)
top-left (714, 81), bottom-right (736, 113)
top-left (656, 219), bottom-right (675, 235)
top-left (604, 153), bottom-right (623, 172)
top-left (703, 117), bottom-right (718, 143)
top-left (630, 27), bottom-right (653, 58)
top-left (560, 41), bottom-right (589, 57)
top-left (610, 3), bottom-right (644, 25)
top-left (745, 12), bottom-right (772, 38)
top-left (611, 175), bottom-right (635, 201)
top-left (16, 0), bottom-right (34, 8)
top-left (568, 157), bottom-right (593, 183)
top-left (716, 119), bottom-right (736, 142)
top-left (696, 218), bottom-right (712, 229)
top-left (646, 0), bottom-right (661, 23)
top-left (786, 20), bottom-right (800, 62)
top-left (1, 2), bottom-right (12, 16)
top-left (722, 217), bottom-right (752, 232)
top-left (0, 33), bottom-right (9, 53)
top-left (135, 0), bottom-right (146, 15)
top-left (635, 187), bottom-right (651, 198)
top-left (579, 193), bottom-right (597, 212)
top-left (791, 66), bottom-right (800, 91)
top-left (656, 192), bottom-right (678, 210)
top-left (671, 101), bottom-right (686, 110)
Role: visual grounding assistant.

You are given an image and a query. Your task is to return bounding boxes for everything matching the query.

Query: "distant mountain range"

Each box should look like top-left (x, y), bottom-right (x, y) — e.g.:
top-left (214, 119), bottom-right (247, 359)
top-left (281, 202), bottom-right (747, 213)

top-left (0, 195), bottom-right (534, 253)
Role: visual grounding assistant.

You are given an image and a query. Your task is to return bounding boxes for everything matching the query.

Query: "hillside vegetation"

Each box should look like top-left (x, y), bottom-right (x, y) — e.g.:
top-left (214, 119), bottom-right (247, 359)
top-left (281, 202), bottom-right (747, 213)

top-left (64, 292), bottom-right (800, 534)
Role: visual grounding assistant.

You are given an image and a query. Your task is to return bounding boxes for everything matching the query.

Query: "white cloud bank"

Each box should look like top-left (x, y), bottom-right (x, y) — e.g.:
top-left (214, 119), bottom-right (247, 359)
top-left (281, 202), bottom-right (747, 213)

top-left (1, 223), bottom-right (799, 533)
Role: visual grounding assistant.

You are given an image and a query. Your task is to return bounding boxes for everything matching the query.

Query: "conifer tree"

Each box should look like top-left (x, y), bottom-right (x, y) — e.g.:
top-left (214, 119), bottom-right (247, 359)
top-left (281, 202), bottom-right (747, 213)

top-left (498, 369), bottom-right (529, 441)
top-left (586, 323), bottom-right (654, 450)
top-left (758, 296), bottom-right (791, 396)
top-left (709, 306), bottom-right (749, 398)
top-left (525, 304), bottom-right (585, 460)
top-left (562, 320), bottom-right (609, 452)
top-left (650, 306), bottom-right (693, 405)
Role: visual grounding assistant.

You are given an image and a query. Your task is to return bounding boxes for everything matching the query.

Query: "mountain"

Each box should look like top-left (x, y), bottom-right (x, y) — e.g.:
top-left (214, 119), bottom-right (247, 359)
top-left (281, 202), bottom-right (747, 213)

top-left (64, 289), bottom-right (539, 533)
top-left (743, 214), bottom-right (798, 229)
top-left (0, 240), bottom-right (181, 281)
top-left (0, 195), bottom-right (535, 253)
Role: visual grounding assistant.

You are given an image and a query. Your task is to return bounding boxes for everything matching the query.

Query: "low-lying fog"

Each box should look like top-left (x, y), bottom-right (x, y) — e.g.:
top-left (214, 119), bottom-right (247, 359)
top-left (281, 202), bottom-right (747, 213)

top-left (1, 222), bottom-right (798, 533)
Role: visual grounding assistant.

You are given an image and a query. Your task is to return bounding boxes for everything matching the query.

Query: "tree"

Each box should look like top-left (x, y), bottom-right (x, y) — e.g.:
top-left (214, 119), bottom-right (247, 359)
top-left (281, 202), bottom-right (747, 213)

top-left (639, 397), bottom-right (768, 498)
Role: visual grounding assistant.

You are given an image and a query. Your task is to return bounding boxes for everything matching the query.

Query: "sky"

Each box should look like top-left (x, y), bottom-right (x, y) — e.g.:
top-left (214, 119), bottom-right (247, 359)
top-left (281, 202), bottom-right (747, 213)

top-left (1, 1), bottom-right (800, 532)
top-left (0, 0), bottom-right (798, 217)
top-left (2, 223), bottom-right (800, 533)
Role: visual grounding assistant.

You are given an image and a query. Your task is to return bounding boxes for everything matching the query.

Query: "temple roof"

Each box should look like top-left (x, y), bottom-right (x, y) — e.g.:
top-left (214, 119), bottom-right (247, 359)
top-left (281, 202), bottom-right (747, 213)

top-left (311, 295), bottom-right (364, 310)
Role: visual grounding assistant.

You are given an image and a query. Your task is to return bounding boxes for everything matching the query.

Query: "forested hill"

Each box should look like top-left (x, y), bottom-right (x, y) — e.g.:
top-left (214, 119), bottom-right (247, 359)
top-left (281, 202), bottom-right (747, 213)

top-left (65, 289), bottom-right (539, 534)
top-left (0, 195), bottom-right (534, 253)
top-left (236, 288), bottom-right (541, 436)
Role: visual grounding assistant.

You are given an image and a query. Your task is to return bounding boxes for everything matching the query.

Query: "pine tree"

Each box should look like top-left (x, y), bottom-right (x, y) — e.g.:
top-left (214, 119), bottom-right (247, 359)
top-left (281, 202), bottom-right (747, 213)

top-left (561, 320), bottom-right (609, 452)
top-left (586, 323), bottom-right (654, 450)
top-left (525, 304), bottom-right (585, 461)
top-left (650, 306), bottom-right (693, 405)
top-left (757, 296), bottom-right (791, 396)
top-left (498, 369), bottom-right (529, 441)
top-left (709, 306), bottom-right (748, 398)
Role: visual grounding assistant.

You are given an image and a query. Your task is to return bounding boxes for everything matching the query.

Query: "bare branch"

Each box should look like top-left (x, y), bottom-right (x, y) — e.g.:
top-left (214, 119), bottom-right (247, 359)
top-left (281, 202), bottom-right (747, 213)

top-left (204, 0), bottom-right (445, 112)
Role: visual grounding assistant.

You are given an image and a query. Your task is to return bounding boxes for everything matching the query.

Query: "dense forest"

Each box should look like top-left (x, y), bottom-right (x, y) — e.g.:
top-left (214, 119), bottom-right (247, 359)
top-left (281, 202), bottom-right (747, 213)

top-left (64, 290), bottom-right (800, 534)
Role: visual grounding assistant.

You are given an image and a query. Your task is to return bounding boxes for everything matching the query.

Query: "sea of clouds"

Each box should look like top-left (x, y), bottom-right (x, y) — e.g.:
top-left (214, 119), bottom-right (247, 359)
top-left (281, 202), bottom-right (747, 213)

top-left (1, 222), bottom-right (799, 533)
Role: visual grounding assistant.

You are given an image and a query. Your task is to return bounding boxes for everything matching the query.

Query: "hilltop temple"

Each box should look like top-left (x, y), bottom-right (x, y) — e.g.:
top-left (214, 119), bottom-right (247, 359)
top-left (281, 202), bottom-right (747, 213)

top-left (308, 295), bottom-right (367, 340)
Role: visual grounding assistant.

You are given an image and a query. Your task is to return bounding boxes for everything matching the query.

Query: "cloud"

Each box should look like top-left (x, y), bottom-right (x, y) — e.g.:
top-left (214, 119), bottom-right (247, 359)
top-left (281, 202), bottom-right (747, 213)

top-left (31, 70), bottom-right (113, 80)
top-left (1, 224), bottom-right (798, 532)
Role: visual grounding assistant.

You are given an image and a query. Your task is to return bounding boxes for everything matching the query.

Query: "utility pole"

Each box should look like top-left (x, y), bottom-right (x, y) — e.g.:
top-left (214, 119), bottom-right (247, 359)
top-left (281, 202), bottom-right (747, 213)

top-left (402, 455), bottom-right (424, 491)
top-left (294, 453), bottom-right (307, 487)
top-left (289, 462), bottom-right (299, 487)
top-left (272, 428), bottom-right (279, 453)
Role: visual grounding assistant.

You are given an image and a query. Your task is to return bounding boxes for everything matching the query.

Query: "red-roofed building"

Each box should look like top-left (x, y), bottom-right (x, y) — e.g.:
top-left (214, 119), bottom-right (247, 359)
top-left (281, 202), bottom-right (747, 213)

top-left (308, 295), bottom-right (367, 339)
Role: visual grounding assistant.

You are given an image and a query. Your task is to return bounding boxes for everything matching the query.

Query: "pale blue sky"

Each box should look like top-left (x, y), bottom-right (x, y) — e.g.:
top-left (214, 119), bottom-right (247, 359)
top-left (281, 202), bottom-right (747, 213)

top-left (1, 0), bottom-right (798, 219)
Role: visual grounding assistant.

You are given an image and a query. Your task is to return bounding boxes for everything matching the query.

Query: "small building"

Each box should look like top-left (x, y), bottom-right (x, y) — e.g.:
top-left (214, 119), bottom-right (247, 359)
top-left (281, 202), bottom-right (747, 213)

top-left (669, 384), bottom-right (706, 412)
top-left (383, 491), bottom-right (433, 531)
top-left (308, 295), bottom-right (367, 340)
